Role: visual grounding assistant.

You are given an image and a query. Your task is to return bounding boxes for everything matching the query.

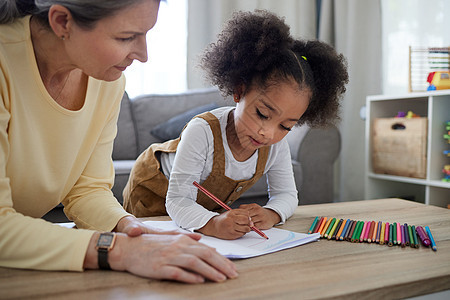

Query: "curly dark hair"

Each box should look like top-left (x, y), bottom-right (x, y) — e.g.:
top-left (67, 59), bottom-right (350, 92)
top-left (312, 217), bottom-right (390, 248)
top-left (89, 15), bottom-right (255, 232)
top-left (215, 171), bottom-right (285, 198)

top-left (200, 10), bottom-right (349, 128)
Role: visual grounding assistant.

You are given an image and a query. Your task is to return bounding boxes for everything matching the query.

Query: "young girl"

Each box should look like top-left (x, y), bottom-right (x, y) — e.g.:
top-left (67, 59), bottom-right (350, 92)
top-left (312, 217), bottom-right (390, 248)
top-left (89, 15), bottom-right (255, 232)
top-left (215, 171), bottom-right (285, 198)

top-left (123, 10), bottom-right (348, 240)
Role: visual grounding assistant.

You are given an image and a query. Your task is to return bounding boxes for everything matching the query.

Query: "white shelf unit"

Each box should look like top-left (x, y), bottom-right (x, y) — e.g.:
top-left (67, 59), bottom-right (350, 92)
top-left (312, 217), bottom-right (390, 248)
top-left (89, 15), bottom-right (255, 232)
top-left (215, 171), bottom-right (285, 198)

top-left (365, 90), bottom-right (450, 207)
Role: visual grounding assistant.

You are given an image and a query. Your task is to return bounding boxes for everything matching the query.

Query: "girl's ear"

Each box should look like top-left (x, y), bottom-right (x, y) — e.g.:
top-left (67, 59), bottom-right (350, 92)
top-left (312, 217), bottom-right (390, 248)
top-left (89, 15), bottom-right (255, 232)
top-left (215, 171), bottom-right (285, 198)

top-left (48, 5), bottom-right (73, 39)
top-left (233, 85), bottom-right (246, 103)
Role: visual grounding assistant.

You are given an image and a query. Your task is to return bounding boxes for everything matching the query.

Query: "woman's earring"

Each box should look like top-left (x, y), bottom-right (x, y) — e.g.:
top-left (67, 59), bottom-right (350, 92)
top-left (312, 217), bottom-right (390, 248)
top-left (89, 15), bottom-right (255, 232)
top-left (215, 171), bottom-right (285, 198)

top-left (61, 35), bottom-right (65, 41)
top-left (234, 95), bottom-right (240, 103)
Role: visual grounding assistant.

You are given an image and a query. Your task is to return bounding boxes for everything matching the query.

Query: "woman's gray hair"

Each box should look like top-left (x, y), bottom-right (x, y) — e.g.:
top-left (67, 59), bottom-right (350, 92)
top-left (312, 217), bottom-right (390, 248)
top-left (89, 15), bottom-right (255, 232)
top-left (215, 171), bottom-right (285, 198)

top-left (0, 0), bottom-right (147, 28)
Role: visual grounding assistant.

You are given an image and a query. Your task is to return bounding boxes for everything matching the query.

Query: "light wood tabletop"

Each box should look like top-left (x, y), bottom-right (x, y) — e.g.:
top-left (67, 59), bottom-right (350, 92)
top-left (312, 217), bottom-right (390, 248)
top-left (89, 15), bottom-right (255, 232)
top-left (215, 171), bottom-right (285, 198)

top-left (1, 198), bottom-right (449, 300)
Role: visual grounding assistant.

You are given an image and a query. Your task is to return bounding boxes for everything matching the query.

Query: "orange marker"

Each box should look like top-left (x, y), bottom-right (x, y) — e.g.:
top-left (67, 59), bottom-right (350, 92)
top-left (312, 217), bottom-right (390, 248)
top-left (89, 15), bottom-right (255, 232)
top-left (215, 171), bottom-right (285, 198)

top-left (319, 217), bottom-right (330, 237)
top-left (336, 219), bottom-right (347, 240)
top-left (371, 221), bottom-right (378, 243)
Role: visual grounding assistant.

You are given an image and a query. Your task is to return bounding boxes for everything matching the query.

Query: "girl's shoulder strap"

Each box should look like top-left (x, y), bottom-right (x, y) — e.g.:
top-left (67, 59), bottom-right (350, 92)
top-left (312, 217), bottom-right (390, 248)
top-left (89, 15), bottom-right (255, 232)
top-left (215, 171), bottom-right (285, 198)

top-left (194, 112), bottom-right (225, 171)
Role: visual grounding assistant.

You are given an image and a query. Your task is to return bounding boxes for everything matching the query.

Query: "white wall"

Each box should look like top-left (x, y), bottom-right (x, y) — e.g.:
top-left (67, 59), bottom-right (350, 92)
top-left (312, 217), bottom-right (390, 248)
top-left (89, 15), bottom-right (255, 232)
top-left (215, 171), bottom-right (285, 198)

top-left (124, 0), bottom-right (187, 98)
top-left (382, 0), bottom-right (450, 94)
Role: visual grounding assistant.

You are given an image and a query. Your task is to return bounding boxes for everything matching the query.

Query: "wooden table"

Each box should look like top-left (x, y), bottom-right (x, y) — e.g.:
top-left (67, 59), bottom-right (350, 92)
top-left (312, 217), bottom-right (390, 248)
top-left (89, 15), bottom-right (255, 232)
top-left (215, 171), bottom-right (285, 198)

top-left (1, 199), bottom-right (450, 300)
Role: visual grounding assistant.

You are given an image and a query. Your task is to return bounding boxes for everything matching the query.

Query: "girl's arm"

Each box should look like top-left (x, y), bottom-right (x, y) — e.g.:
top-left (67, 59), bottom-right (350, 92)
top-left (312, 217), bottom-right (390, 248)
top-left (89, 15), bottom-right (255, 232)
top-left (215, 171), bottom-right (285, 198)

top-left (165, 118), bottom-right (220, 231)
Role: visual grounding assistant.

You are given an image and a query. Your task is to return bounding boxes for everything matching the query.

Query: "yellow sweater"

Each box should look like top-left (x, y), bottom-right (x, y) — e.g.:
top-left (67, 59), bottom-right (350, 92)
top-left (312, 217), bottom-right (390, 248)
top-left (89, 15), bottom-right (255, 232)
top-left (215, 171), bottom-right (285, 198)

top-left (0, 16), bottom-right (129, 271)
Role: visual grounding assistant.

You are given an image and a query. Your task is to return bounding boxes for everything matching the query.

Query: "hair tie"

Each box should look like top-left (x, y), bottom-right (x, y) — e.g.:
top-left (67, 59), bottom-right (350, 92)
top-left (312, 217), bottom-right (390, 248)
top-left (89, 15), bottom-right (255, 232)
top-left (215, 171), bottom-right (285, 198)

top-left (289, 50), bottom-right (307, 80)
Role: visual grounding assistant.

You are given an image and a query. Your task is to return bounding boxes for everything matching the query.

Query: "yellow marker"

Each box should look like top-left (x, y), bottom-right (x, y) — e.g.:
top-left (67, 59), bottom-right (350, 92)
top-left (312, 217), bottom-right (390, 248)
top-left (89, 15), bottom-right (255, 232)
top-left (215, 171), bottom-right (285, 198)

top-left (380, 222), bottom-right (386, 245)
top-left (327, 218), bottom-right (340, 240)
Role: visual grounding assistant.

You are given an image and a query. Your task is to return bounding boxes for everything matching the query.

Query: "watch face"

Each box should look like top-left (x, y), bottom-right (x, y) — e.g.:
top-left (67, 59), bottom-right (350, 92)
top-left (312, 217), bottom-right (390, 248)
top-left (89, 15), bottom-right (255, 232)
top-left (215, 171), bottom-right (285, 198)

top-left (97, 233), bottom-right (114, 248)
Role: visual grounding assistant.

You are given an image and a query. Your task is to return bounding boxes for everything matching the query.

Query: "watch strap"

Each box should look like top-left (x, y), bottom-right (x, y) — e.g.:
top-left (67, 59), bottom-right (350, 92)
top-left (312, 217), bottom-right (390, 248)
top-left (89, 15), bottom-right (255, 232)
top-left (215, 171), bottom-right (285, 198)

top-left (98, 248), bottom-right (111, 270)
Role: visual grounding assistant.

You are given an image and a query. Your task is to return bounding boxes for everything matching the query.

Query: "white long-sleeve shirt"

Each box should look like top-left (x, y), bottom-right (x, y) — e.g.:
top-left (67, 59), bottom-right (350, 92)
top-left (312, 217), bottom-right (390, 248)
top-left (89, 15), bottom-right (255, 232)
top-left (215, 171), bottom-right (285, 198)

top-left (163, 107), bottom-right (298, 231)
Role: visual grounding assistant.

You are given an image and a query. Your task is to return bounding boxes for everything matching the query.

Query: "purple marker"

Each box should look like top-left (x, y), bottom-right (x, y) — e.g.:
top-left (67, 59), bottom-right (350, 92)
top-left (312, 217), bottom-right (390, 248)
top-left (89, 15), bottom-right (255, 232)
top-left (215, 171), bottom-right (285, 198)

top-left (416, 226), bottom-right (431, 247)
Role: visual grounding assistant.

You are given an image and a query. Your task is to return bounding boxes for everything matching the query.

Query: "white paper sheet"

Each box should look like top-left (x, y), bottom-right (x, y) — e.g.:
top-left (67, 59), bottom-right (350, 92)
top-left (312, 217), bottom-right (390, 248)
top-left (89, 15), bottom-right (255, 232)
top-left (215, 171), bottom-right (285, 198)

top-left (143, 220), bottom-right (320, 259)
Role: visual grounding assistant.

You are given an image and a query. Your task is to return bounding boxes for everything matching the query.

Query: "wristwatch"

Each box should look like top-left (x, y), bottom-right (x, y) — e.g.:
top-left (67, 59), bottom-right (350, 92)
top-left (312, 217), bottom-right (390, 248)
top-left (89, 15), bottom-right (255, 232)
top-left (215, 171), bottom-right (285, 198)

top-left (95, 232), bottom-right (116, 270)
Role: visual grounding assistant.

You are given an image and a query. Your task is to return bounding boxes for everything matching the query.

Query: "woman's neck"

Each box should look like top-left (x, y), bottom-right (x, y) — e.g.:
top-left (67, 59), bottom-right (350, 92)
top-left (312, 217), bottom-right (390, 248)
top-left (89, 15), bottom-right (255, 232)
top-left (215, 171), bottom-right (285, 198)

top-left (29, 17), bottom-right (87, 110)
top-left (30, 17), bottom-right (71, 86)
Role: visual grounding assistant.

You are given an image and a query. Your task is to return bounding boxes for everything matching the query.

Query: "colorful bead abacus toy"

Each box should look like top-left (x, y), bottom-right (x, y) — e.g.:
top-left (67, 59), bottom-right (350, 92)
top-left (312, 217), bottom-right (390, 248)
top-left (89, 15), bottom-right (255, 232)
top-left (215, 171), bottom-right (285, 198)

top-left (307, 217), bottom-right (437, 251)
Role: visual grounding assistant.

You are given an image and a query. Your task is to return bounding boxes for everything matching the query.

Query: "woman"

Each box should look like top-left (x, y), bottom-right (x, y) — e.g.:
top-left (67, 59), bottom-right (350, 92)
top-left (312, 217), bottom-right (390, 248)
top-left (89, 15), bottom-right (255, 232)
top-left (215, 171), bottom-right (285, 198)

top-left (0, 0), bottom-right (237, 283)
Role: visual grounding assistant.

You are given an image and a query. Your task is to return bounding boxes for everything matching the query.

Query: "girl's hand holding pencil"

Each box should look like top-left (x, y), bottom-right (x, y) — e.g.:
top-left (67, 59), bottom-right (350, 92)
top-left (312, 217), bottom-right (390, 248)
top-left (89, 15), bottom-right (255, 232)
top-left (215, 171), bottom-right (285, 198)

top-left (198, 210), bottom-right (256, 240)
top-left (238, 203), bottom-right (281, 229)
top-left (193, 181), bottom-right (269, 240)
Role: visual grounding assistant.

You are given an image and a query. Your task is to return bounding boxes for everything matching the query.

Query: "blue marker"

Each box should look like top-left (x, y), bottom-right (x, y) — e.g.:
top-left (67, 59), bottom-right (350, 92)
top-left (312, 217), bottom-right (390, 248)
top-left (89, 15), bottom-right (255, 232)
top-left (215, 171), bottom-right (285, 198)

top-left (425, 226), bottom-right (437, 251)
top-left (339, 219), bottom-right (351, 241)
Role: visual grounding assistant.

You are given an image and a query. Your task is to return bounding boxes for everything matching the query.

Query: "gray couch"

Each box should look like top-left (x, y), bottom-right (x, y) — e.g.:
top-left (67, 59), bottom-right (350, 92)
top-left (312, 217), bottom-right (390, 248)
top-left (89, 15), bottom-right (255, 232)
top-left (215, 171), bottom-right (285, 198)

top-left (112, 88), bottom-right (341, 206)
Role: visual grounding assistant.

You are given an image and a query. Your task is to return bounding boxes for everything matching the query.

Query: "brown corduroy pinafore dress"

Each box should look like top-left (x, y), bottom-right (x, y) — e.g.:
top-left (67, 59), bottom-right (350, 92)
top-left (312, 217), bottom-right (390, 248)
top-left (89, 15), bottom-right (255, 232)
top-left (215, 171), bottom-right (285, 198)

top-left (122, 111), bottom-right (270, 217)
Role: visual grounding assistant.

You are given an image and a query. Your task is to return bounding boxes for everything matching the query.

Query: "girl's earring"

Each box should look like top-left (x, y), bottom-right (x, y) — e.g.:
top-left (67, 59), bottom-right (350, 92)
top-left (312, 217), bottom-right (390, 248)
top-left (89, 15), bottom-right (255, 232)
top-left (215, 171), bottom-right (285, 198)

top-left (234, 95), bottom-right (240, 103)
top-left (61, 35), bottom-right (65, 41)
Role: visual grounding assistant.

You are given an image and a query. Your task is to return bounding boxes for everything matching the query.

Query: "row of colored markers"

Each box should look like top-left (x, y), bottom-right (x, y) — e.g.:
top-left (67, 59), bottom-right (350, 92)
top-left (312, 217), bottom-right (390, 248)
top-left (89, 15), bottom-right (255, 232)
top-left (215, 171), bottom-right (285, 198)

top-left (308, 217), bottom-right (437, 251)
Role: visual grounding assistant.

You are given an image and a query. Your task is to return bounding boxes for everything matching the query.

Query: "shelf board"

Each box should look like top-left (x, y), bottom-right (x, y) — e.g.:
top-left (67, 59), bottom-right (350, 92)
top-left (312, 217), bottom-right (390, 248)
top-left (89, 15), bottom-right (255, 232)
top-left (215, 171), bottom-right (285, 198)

top-left (428, 179), bottom-right (450, 189)
top-left (368, 172), bottom-right (450, 188)
top-left (367, 90), bottom-right (450, 101)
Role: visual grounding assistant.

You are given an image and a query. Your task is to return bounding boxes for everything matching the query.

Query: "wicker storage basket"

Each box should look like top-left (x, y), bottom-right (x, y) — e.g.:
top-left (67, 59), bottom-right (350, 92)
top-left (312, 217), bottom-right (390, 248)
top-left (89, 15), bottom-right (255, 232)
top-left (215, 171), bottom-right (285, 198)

top-left (372, 118), bottom-right (427, 179)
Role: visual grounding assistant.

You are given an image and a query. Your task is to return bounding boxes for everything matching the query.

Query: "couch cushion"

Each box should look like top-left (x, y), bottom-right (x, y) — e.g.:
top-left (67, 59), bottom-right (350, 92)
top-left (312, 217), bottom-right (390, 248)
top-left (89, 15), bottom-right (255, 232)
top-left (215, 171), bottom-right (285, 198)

top-left (132, 88), bottom-right (230, 154)
top-left (113, 92), bottom-right (139, 160)
top-left (150, 102), bottom-right (219, 141)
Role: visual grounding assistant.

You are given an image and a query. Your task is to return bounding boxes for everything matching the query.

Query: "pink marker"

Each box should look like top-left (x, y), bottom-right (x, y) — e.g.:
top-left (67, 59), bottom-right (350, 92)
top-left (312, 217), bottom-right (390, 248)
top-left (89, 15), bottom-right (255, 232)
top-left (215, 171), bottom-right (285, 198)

top-left (360, 221), bottom-right (368, 242)
top-left (396, 222), bottom-right (401, 245)
top-left (384, 222), bottom-right (390, 244)
top-left (364, 221), bottom-right (372, 242)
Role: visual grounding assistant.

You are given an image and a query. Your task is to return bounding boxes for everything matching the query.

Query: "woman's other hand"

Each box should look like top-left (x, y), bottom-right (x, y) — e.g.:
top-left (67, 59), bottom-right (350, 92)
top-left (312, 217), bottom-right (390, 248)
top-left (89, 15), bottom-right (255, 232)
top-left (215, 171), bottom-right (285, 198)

top-left (115, 215), bottom-right (201, 240)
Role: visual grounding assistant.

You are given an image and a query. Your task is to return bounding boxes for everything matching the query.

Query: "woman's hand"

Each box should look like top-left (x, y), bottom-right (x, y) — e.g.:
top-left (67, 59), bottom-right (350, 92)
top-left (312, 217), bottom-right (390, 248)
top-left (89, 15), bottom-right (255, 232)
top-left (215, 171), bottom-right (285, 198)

top-left (114, 215), bottom-right (201, 240)
top-left (239, 203), bottom-right (281, 229)
top-left (84, 231), bottom-right (238, 284)
top-left (114, 233), bottom-right (238, 283)
top-left (197, 209), bottom-right (252, 240)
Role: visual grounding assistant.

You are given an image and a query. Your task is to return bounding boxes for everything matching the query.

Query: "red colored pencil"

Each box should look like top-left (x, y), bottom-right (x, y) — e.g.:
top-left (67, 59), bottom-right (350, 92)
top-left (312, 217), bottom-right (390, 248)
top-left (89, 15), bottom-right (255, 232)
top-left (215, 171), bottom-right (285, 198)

top-left (313, 217), bottom-right (323, 233)
top-left (316, 217), bottom-right (326, 235)
top-left (366, 221), bottom-right (374, 243)
top-left (193, 181), bottom-right (268, 239)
